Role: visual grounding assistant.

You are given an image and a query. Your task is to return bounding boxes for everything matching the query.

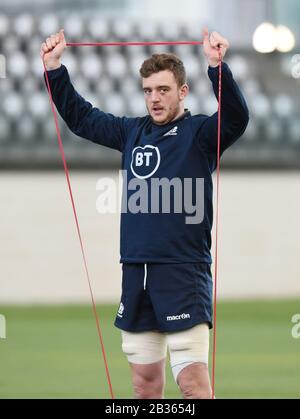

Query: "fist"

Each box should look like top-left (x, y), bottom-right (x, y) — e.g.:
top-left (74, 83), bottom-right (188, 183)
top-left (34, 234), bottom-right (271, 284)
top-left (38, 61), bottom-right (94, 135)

top-left (40, 29), bottom-right (66, 70)
top-left (202, 29), bottom-right (229, 67)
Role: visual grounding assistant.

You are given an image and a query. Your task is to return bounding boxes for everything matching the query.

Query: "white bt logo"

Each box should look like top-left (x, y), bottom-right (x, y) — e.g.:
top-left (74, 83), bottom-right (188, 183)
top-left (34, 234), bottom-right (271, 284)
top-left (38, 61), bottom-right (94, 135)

top-left (136, 151), bottom-right (153, 167)
top-left (131, 145), bottom-right (161, 179)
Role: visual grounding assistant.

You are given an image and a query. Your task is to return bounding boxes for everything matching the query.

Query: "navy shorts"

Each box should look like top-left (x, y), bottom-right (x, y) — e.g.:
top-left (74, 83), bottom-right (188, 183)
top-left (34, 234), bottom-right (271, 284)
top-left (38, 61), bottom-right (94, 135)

top-left (114, 262), bottom-right (213, 333)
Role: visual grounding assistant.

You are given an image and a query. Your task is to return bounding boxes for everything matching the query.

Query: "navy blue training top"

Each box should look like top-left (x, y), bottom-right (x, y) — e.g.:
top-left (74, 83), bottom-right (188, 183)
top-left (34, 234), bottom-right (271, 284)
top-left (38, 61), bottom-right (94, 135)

top-left (45, 63), bottom-right (249, 264)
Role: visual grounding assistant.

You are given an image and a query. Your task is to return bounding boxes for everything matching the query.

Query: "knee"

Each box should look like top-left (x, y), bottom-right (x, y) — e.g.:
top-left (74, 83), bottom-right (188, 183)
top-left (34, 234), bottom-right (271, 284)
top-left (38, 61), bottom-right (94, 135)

top-left (121, 330), bottom-right (167, 398)
top-left (132, 375), bottom-right (165, 399)
top-left (179, 378), bottom-right (212, 399)
top-left (177, 363), bottom-right (212, 399)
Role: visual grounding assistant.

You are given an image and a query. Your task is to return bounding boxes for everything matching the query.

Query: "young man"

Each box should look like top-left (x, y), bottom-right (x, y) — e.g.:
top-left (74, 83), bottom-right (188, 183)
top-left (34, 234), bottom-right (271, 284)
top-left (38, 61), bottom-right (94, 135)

top-left (41, 28), bottom-right (248, 399)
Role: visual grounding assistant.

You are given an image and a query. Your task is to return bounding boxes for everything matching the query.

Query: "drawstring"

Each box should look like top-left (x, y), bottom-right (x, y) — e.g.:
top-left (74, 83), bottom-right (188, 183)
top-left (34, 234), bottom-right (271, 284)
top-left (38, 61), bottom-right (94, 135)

top-left (144, 264), bottom-right (148, 290)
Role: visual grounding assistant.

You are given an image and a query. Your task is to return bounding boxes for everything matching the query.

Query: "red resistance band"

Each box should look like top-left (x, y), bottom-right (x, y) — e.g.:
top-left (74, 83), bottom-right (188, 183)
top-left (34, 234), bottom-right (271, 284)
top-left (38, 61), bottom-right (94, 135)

top-left (42, 41), bottom-right (222, 400)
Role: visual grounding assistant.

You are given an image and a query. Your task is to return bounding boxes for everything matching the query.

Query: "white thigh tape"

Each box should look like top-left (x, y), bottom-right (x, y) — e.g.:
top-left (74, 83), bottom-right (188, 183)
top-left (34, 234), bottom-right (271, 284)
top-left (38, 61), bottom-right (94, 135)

top-left (121, 330), bottom-right (167, 364)
top-left (167, 323), bottom-right (210, 382)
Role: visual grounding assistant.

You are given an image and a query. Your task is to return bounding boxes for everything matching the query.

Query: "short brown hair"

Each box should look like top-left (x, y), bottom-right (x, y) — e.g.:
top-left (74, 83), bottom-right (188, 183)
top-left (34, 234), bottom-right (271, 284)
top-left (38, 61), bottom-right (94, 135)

top-left (140, 53), bottom-right (187, 87)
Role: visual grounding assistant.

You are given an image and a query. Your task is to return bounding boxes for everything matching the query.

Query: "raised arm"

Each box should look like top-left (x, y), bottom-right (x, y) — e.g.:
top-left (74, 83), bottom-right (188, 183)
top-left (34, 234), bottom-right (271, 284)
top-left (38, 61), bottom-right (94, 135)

top-left (197, 30), bottom-right (249, 156)
top-left (41, 30), bottom-right (130, 152)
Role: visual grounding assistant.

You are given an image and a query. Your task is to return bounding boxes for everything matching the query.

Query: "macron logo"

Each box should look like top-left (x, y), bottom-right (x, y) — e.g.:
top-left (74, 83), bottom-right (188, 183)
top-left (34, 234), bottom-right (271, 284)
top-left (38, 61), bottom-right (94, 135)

top-left (163, 126), bottom-right (178, 136)
top-left (166, 313), bottom-right (191, 321)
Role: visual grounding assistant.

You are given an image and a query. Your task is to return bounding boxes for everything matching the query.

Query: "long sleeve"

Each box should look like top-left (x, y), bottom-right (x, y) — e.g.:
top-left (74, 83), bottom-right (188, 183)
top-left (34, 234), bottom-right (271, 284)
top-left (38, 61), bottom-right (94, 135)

top-left (44, 65), bottom-right (131, 152)
top-left (197, 62), bottom-right (249, 156)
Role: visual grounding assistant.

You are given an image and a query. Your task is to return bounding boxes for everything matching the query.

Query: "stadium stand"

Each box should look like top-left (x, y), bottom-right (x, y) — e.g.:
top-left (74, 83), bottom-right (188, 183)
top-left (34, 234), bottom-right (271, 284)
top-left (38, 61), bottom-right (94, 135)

top-left (0, 13), bottom-right (299, 169)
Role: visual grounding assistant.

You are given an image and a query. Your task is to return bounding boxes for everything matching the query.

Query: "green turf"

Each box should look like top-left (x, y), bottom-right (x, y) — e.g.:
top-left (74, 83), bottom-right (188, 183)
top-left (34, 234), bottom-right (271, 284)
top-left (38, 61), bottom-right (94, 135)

top-left (0, 300), bottom-right (299, 399)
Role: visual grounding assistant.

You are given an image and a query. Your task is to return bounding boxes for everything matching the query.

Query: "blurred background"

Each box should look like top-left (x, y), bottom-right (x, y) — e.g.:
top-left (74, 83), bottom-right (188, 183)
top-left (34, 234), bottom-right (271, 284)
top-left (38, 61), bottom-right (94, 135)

top-left (0, 0), bottom-right (300, 168)
top-left (0, 0), bottom-right (299, 399)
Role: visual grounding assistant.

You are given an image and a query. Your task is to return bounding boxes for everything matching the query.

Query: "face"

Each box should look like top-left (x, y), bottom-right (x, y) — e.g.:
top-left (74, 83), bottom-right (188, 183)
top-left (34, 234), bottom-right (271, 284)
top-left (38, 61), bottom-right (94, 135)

top-left (142, 70), bottom-right (189, 125)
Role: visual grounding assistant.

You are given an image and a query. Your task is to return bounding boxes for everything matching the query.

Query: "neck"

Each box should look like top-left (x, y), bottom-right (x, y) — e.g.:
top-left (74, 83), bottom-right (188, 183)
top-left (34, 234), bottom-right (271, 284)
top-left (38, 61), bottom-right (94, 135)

top-left (171, 106), bottom-right (186, 122)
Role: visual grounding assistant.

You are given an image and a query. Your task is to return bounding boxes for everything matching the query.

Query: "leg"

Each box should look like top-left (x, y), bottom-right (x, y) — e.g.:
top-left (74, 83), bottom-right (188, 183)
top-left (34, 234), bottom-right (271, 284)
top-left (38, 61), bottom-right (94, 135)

top-left (177, 362), bottom-right (212, 399)
top-left (121, 330), bottom-right (167, 399)
top-left (167, 323), bottom-right (212, 399)
top-left (129, 359), bottom-right (166, 399)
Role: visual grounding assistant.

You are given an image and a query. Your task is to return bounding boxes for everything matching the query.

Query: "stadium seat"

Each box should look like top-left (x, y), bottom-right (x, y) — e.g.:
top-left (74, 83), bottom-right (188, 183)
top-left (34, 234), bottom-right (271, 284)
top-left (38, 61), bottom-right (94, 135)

top-left (0, 14), bottom-right (298, 168)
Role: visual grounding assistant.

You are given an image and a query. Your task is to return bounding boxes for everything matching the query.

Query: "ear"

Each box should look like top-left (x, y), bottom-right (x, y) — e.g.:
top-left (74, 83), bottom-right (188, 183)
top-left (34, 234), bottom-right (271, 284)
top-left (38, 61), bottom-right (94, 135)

top-left (179, 84), bottom-right (189, 100)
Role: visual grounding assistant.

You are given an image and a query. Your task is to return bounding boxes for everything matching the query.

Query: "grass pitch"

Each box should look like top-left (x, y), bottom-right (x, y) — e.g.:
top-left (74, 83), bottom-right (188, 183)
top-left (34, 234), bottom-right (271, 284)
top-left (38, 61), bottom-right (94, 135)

top-left (0, 300), bottom-right (299, 399)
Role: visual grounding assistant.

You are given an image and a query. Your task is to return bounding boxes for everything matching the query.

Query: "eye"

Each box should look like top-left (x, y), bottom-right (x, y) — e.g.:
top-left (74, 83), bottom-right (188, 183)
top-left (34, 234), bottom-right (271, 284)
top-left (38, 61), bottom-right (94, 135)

top-left (144, 89), bottom-right (151, 95)
top-left (160, 88), bottom-right (168, 93)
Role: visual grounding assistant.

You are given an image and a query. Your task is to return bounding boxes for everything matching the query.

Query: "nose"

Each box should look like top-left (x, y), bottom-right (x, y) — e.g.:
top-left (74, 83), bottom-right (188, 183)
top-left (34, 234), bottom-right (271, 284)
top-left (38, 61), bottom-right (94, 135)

top-left (151, 91), bottom-right (160, 103)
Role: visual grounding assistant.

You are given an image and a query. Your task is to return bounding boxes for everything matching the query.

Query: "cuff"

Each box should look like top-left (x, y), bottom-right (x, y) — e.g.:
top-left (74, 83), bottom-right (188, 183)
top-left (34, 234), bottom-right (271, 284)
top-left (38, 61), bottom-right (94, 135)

top-left (45, 64), bottom-right (66, 80)
top-left (208, 62), bottom-right (230, 80)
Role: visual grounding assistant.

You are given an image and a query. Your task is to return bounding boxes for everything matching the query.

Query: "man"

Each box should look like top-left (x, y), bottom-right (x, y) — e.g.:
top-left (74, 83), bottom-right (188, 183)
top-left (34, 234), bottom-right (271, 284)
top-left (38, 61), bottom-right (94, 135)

top-left (41, 28), bottom-right (249, 399)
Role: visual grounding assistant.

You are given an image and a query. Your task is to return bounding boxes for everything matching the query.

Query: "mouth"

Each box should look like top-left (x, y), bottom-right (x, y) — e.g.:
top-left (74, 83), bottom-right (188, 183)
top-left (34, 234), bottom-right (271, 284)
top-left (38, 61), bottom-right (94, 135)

top-left (152, 106), bottom-right (164, 116)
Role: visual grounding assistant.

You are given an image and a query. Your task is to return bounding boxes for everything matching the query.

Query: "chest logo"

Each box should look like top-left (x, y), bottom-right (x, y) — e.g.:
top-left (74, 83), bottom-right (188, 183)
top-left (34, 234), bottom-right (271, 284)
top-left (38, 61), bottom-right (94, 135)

top-left (163, 126), bottom-right (178, 136)
top-left (130, 145), bottom-right (161, 179)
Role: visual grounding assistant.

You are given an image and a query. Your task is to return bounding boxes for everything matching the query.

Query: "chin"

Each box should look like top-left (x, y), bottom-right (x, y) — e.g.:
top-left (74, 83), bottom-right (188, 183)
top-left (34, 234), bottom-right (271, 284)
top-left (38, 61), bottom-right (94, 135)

top-left (151, 114), bottom-right (169, 125)
top-left (153, 118), bottom-right (167, 125)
